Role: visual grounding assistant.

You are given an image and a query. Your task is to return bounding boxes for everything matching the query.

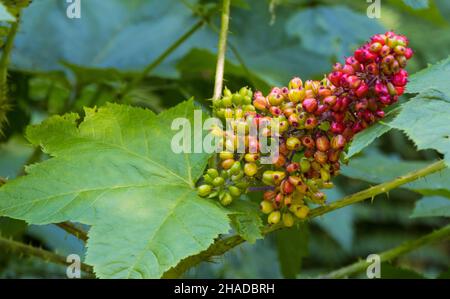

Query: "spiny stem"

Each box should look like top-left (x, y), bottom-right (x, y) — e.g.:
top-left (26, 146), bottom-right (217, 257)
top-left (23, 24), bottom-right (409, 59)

top-left (56, 222), bottom-right (88, 243)
top-left (163, 160), bottom-right (446, 278)
top-left (0, 235), bottom-right (93, 275)
top-left (212, 0), bottom-right (231, 100)
top-left (320, 223), bottom-right (450, 279)
top-left (118, 19), bottom-right (205, 100)
top-left (0, 16), bottom-right (20, 133)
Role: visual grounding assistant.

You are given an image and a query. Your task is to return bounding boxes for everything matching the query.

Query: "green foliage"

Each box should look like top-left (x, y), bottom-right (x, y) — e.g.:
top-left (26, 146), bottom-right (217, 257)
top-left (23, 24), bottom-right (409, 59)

top-left (0, 100), bottom-right (233, 278)
top-left (229, 199), bottom-right (264, 244)
top-left (275, 224), bottom-right (309, 278)
top-left (0, 2), bottom-right (15, 22)
top-left (411, 196), bottom-right (450, 218)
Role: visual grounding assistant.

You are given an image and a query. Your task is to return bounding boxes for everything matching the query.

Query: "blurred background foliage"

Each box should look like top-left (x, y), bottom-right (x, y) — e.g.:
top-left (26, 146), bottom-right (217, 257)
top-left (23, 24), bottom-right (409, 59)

top-left (0, 0), bottom-right (449, 278)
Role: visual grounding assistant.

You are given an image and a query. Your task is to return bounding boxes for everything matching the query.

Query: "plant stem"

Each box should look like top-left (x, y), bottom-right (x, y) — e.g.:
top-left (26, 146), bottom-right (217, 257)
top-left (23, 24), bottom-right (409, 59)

top-left (321, 223), bottom-right (450, 279)
top-left (0, 235), bottom-right (93, 275)
top-left (56, 222), bottom-right (88, 242)
top-left (0, 17), bottom-right (20, 132)
top-left (118, 19), bottom-right (205, 100)
top-left (163, 160), bottom-right (446, 278)
top-left (212, 0), bottom-right (231, 100)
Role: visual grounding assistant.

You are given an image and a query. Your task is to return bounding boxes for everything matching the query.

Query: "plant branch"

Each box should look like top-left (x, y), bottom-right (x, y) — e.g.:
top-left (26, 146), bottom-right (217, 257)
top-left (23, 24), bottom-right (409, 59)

top-left (118, 19), bottom-right (205, 100)
top-left (212, 0), bottom-right (231, 100)
top-left (56, 222), bottom-right (88, 243)
top-left (0, 235), bottom-right (93, 275)
top-left (0, 16), bottom-right (20, 132)
top-left (320, 223), bottom-right (450, 278)
top-left (163, 160), bottom-right (446, 278)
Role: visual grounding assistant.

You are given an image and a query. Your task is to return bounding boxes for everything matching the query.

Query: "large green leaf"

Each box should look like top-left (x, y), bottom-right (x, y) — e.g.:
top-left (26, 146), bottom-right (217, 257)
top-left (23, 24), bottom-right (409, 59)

top-left (315, 187), bottom-right (354, 251)
top-left (12, 0), bottom-right (216, 77)
top-left (286, 5), bottom-right (385, 59)
top-left (346, 110), bottom-right (398, 159)
top-left (341, 153), bottom-right (450, 197)
top-left (229, 199), bottom-right (263, 244)
top-left (410, 196), bottom-right (450, 218)
top-left (0, 100), bottom-right (231, 278)
top-left (389, 95), bottom-right (450, 166)
top-left (275, 224), bottom-right (309, 278)
top-left (407, 56), bottom-right (450, 95)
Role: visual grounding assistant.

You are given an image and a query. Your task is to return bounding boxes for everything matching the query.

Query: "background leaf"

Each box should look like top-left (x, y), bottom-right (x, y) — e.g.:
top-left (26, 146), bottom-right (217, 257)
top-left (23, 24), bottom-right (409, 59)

top-left (275, 224), bottom-right (309, 278)
top-left (410, 196), bottom-right (450, 218)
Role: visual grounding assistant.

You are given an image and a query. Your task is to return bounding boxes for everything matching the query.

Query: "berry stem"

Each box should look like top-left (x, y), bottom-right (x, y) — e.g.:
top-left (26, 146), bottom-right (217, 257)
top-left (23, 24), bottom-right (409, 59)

top-left (163, 160), bottom-right (446, 278)
top-left (212, 0), bottom-right (231, 100)
top-left (247, 186), bottom-right (276, 192)
top-left (320, 223), bottom-right (450, 278)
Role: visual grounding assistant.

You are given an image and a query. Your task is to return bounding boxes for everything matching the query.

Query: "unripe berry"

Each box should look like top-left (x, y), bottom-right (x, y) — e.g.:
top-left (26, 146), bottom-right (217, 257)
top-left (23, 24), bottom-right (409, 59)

top-left (320, 168), bottom-right (331, 181)
top-left (288, 175), bottom-right (302, 186)
top-left (289, 77), bottom-right (303, 89)
top-left (369, 42), bottom-right (382, 53)
top-left (288, 88), bottom-right (305, 103)
top-left (228, 186), bottom-right (242, 198)
top-left (299, 158), bottom-right (311, 173)
top-left (268, 93), bottom-right (284, 106)
top-left (244, 153), bottom-right (259, 162)
top-left (197, 184), bottom-right (212, 197)
top-left (220, 192), bottom-right (233, 206)
top-left (316, 136), bottom-right (330, 152)
top-left (272, 171), bottom-right (286, 184)
top-left (264, 190), bottom-right (277, 201)
top-left (260, 201), bottom-right (274, 214)
top-left (288, 113), bottom-right (300, 127)
top-left (222, 158), bottom-right (235, 170)
top-left (304, 116), bottom-right (318, 129)
top-left (281, 180), bottom-right (295, 194)
top-left (244, 162), bottom-right (258, 177)
top-left (262, 170), bottom-right (275, 185)
top-left (293, 205), bottom-right (309, 219)
top-left (286, 137), bottom-right (301, 150)
top-left (220, 151), bottom-right (234, 160)
top-left (212, 176), bottom-right (225, 187)
top-left (282, 212), bottom-right (295, 227)
top-left (268, 210), bottom-right (281, 224)
top-left (331, 135), bottom-right (346, 150)
top-left (314, 151), bottom-right (328, 164)
top-left (207, 168), bottom-right (219, 178)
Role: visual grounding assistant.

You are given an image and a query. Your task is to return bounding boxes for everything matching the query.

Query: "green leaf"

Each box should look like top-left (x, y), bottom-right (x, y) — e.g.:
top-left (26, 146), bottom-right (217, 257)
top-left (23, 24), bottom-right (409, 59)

top-left (342, 153), bottom-right (450, 197)
top-left (0, 2), bottom-right (15, 22)
top-left (315, 187), bottom-right (354, 251)
top-left (12, 0), bottom-right (216, 77)
top-left (0, 100), bottom-right (232, 278)
top-left (389, 95), bottom-right (450, 166)
top-left (407, 56), bottom-right (450, 95)
top-left (346, 109), bottom-right (398, 159)
top-left (275, 224), bottom-right (309, 278)
top-left (229, 199), bottom-right (263, 244)
top-left (411, 196), bottom-right (450, 218)
top-left (402, 0), bottom-right (429, 10)
top-left (286, 5), bottom-right (385, 59)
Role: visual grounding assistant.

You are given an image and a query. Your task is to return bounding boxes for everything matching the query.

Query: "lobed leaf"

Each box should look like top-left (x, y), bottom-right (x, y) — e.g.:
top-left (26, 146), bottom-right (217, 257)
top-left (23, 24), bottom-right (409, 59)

top-left (0, 100), bottom-right (231, 278)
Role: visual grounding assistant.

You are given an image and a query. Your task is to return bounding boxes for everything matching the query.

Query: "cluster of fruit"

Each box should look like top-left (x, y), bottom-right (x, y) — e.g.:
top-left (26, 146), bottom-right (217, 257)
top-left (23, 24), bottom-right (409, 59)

top-left (197, 32), bottom-right (413, 227)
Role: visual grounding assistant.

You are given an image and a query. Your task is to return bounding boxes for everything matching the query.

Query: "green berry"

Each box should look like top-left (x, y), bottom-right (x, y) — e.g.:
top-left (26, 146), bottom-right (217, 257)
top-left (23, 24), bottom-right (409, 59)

top-left (228, 186), bottom-right (242, 197)
top-left (212, 177), bottom-right (225, 187)
top-left (220, 192), bottom-right (233, 206)
top-left (282, 212), bottom-right (295, 227)
top-left (207, 168), bottom-right (219, 178)
top-left (268, 210), bottom-right (281, 224)
top-left (260, 201), bottom-right (274, 214)
top-left (198, 185), bottom-right (212, 197)
top-left (229, 161), bottom-right (242, 175)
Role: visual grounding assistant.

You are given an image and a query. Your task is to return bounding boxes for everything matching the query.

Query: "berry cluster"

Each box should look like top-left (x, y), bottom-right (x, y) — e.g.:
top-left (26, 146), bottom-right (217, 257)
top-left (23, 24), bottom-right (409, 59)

top-left (197, 32), bottom-right (413, 227)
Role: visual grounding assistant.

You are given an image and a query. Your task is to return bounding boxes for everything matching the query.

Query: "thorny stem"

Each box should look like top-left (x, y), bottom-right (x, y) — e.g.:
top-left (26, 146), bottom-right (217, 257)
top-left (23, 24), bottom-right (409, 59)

top-left (212, 0), bottom-right (231, 100)
top-left (163, 160), bottom-right (447, 278)
top-left (0, 235), bottom-right (94, 275)
top-left (320, 223), bottom-right (450, 278)
top-left (56, 222), bottom-right (88, 243)
top-left (0, 14), bottom-right (20, 133)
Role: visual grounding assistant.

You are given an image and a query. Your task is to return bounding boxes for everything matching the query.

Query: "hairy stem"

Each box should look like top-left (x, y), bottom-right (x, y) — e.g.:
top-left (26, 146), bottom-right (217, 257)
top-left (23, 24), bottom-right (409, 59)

top-left (118, 19), bottom-right (205, 100)
top-left (321, 223), bottom-right (450, 278)
top-left (0, 17), bottom-right (20, 132)
top-left (56, 222), bottom-right (88, 243)
top-left (163, 160), bottom-right (446, 278)
top-left (0, 235), bottom-right (93, 275)
top-left (212, 0), bottom-right (231, 100)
